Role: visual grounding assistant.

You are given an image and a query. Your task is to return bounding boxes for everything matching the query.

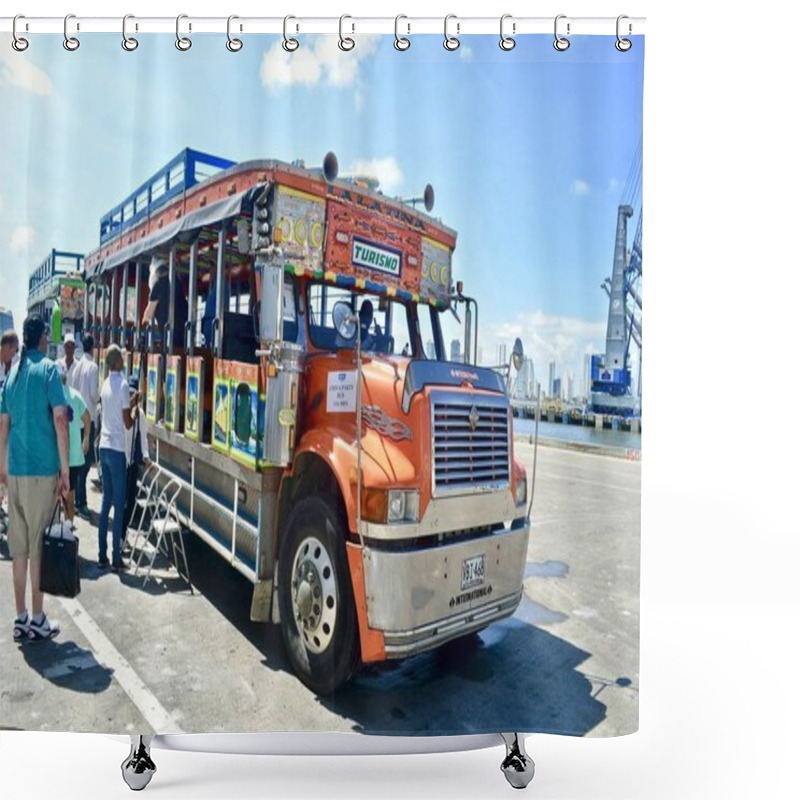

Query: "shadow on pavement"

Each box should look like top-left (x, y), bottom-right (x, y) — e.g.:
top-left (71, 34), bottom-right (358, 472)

top-left (320, 621), bottom-right (606, 736)
top-left (19, 638), bottom-right (114, 693)
top-left (176, 532), bottom-right (607, 736)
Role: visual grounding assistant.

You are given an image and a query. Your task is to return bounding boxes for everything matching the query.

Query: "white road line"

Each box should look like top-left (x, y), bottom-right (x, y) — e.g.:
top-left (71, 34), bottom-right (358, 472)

top-left (57, 596), bottom-right (184, 733)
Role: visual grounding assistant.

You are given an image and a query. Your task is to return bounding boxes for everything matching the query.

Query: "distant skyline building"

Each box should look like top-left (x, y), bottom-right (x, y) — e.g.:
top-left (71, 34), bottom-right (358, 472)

top-left (552, 377), bottom-right (561, 399)
top-left (0, 307), bottom-right (14, 335)
top-left (513, 357), bottom-right (536, 400)
top-left (548, 361), bottom-right (556, 397)
top-left (564, 372), bottom-right (574, 401)
top-left (584, 353), bottom-right (592, 398)
top-left (450, 339), bottom-right (462, 363)
top-left (497, 343), bottom-right (507, 366)
top-left (477, 346), bottom-right (484, 366)
top-left (426, 340), bottom-right (435, 360)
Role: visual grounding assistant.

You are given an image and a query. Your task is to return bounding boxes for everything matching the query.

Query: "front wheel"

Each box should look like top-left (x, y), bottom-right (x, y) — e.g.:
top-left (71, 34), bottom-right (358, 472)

top-left (278, 496), bottom-right (361, 694)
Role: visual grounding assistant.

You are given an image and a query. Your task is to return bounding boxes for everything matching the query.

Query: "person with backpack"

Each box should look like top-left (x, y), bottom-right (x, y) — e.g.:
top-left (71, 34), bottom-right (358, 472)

top-left (0, 315), bottom-right (69, 643)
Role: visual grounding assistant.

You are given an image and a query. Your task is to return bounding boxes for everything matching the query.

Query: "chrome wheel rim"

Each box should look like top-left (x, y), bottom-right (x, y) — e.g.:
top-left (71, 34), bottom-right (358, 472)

top-left (291, 536), bottom-right (337, 654)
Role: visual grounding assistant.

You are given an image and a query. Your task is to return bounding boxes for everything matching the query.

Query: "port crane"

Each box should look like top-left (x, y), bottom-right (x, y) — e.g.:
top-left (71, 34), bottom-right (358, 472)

top-left (590, 137), bottom-right (642, 416)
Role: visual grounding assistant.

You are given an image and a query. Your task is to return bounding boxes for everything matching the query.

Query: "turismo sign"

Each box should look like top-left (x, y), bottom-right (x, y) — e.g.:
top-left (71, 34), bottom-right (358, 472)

top-left (352, 237), bottom-right (403, 278)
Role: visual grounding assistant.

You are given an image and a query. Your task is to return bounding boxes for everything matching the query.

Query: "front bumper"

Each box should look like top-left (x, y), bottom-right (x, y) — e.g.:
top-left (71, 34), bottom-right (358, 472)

top-left (361, 519), bottom-right (530, 659)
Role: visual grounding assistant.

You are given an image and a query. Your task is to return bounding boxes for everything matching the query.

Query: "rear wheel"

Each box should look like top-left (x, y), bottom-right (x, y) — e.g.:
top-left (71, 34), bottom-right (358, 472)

top-left (278, 496), bottom-right (360, 694)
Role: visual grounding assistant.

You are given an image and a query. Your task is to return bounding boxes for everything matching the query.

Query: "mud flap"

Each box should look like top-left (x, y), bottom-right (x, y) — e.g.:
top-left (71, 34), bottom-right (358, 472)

top-left (249, 579), bottom-right (273, 623)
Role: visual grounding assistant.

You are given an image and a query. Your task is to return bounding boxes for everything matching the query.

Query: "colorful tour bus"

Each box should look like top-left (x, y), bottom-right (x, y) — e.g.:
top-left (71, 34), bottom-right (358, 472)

top-left (81, 147), bottom-right (531, 693)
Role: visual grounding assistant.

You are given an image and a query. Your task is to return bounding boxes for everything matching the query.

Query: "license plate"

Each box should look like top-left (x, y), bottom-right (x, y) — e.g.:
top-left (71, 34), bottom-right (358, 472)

top-left (461, 554), bottom-right (486, 591)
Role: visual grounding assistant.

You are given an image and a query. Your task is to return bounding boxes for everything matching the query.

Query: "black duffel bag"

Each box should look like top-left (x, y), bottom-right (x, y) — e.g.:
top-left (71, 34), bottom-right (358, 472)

top-left (41, 502), bottom-right (81, 599)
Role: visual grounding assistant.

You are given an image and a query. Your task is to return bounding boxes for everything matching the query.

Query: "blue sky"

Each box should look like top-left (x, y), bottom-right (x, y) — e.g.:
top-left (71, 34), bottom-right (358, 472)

top-left (0, 33), bottom-right (643, 392)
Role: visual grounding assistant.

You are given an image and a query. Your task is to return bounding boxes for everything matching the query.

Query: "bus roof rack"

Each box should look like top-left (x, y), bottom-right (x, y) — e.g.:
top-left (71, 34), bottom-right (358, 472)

top-left (99, 148), bottom-right (236, 246)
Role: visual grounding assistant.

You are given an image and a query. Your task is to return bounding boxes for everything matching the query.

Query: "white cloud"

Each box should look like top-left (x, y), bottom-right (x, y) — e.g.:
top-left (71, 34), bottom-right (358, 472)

top-left (260, 34), bottom-right (380, 92)
top-left (10, 225), bottom-right (35, 254)
top-left (607, 178), bottom-right (621, 193)
top-left (483, 310), bottom-right (607, 393)
top-left (0, 39), bottom-right (53, 95)
top-left (570, 179), bottom-right (591, 196)
top-left (346, 157), bottom-right (404, 195)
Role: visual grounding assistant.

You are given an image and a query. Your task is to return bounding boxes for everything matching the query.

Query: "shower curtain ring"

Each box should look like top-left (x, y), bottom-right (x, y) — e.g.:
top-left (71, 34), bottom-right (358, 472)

top-left (444, 14), bottom-right (460, 51)
top-left (283, 16), bottom-right (299, 51)
top-left (554, 14), bottom-right (570, 51)
top-left (122, 15), bottom-right (138, 51)
top-left (616, 15), bottom-right (632, 51)
top-left (499, 14), bottom-right (516, 51)
top-left (12, 15), bottom-right (29, 52)
top-left (339, 15), bottom-right (355, 51)
top-left (176, 14), bottom-right (192, 51)
top-left (227, 15), bottom-right (243, 51)
top-left (64, 14), bottom-right (80, 51)
top-left (394, 15), bottom-right (410, 50)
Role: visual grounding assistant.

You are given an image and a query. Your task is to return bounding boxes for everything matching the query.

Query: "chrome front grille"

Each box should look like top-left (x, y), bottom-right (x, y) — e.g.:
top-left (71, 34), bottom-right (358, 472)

top-left (431, 392), bottom-right (511, 496)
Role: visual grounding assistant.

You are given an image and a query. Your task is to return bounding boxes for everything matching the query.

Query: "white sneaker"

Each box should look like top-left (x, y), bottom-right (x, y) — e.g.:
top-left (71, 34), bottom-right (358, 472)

top-left (28, 614), bottom-right (60, 643)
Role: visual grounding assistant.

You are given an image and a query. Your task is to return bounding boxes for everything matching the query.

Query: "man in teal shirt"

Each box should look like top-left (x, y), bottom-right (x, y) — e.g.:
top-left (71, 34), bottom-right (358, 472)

top-left (0, 315), bottom-right (70, 643)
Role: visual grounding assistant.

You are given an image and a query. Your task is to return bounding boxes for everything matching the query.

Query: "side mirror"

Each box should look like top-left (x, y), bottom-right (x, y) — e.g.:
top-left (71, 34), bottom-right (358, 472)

top-left (333, 301), bottom-right (357, 341)
top-left (512, 337), bottom-right (524, 371)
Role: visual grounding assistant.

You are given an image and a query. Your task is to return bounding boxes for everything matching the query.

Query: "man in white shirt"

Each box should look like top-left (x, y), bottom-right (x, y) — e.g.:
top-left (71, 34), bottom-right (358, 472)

top-left (98, 345), bottom-right (133, 572)
top-left (71, 333), bottom-right (99, 517)
top-left (56, 333), bottom-right (79, 387)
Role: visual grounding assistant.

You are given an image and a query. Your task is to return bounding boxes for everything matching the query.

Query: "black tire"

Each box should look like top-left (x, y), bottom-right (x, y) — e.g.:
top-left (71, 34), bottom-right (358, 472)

top-left (278, 496), bottom-right (361, 694)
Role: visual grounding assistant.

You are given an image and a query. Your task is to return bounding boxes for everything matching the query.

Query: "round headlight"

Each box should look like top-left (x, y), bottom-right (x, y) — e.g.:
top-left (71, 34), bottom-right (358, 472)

top-left (388, 491), bottom-right (406, 521)
top-left (515, 477), bottom-right (527, 506)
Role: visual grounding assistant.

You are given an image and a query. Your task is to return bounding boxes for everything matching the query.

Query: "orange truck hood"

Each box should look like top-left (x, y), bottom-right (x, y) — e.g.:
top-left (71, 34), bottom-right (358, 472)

top-left (301, 352), bottom-right (509, 490)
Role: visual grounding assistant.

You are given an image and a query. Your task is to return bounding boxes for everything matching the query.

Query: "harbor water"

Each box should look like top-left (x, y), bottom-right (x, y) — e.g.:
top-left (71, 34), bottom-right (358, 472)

top-left (513, 417), bottom-right (642, 452)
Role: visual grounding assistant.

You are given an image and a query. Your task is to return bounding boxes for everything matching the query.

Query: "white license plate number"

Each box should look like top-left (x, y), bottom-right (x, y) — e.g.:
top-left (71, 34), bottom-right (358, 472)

top-left (461, 554), bottom-right (486, 591)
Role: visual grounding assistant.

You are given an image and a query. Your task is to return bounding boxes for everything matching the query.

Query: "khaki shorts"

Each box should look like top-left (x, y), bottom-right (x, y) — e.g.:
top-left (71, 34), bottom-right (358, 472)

top-left (7, 475), bottom-right (59, 560)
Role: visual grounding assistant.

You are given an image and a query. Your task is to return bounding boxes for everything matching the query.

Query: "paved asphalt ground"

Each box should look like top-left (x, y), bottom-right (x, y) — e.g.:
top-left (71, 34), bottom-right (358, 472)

top-left (0, 443), bottom-right (639, 738)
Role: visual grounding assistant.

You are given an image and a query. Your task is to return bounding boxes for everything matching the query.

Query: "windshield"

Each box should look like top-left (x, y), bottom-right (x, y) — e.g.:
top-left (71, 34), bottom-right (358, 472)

top-left (305, 281), bottom-right (444, 359)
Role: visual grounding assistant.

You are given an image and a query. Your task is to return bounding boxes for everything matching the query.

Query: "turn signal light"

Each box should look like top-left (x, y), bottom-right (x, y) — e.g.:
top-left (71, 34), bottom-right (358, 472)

top-left (360, 489), bottom-right (420, 524)
top-left (361, 488), bottom-right (388, 524)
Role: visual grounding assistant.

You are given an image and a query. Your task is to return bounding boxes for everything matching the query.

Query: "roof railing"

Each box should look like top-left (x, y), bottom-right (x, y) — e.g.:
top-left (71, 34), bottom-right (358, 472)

top-left (99, 148), bottom-right (236, 246)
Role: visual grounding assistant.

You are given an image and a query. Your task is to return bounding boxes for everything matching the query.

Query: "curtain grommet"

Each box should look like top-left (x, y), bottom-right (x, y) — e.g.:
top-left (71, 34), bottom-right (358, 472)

top-left (12, 15), bottom-right (29, 52)
top-left (176, 14), bottom-right (192, 51)
top-left (394, 15), bottom-right (410, 51)
top-left (500, 14), bottom-right (516, 51)
top-left (64, 13), bottom-right (80, 51)
top-left (616, 15), bottom-right (632, 51)
top-left (339, 15), bottom-right (355, 51)
top-left (554, 15), bottom-right (570, 51)
top-left (283, 15), bottom-right (299, 52)
top-left (226, 15), bottom-right (243, 52)
top-left (122, 14), bottom-right (138, 51)
top-left (444, 14), bottom-right (460, 51)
